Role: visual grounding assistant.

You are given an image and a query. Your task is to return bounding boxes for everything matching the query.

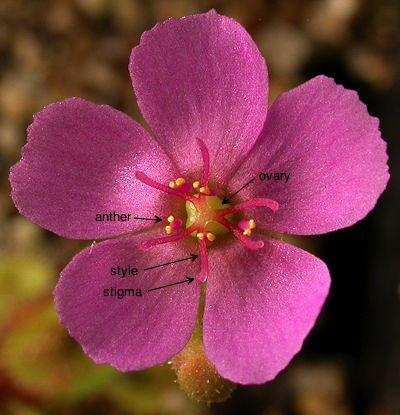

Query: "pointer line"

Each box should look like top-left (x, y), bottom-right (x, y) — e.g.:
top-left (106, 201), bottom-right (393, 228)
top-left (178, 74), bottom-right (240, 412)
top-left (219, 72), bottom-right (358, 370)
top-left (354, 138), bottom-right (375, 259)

top-left (144, 254), bottom-right (198, 271)
top-left (133, 216), bottom-right (162, 223)
top-left (223, 177), bottom-right (256, 203)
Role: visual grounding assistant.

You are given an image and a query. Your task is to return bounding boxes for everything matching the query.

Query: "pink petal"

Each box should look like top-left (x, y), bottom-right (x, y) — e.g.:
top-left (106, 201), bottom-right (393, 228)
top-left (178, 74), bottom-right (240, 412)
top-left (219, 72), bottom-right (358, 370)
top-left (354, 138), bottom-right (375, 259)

top-left (10, 98), bottom-right (182, 239)
top-left (129, 10), bottom-right (268, 185)
top-left (229, 75), bottom-right (389, 235)
top-left (54, 233), bottom-right (201, 371)
top-left (203, 236), bottom-right (330, 384)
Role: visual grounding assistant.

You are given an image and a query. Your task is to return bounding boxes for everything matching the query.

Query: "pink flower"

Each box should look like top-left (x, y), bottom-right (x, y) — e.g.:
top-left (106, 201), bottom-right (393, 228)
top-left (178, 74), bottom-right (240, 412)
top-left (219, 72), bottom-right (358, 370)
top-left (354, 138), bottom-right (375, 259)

top-left (10, 10), bottom-right (388, 385)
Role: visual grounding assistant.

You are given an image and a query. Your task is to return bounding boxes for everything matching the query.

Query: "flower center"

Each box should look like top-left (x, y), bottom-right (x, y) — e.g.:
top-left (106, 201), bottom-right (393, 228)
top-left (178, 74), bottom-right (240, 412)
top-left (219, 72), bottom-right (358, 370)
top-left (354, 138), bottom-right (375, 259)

top-left (135, 138), bottom-right (279, 282)
top-left (185, 196), bottom-right (231, 237)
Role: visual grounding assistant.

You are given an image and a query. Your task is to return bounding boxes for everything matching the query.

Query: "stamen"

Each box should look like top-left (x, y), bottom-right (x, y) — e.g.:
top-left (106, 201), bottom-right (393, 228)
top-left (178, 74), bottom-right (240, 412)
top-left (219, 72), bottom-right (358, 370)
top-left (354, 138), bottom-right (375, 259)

top-left (136, 171), bottom-right (196, 203)
top-left (141, 225), bottom-right (198, 251)
top-left (192, 181), bottom-right (200, 189)
top-left (220, 198), bottom-right (279, 216)
top-left (206, 232), bottom-right (216, 242)
top-left (196, 231), bottom-right (216, 242)
top-left (176, 183), bottom-right (192, 193)
top-left (164, 217), bottom-right (183, 234)
top-left (196, 238), bottom-right (209, 282)
top-left (218, 217), bottom-right (264, 250)
top-left (238, 219), bottom-right (257, 236)
top-left (196, 138), bottom-right (210, 187)
top-left (199, 186), bottom-right (211, 195)
top-left (169, 177), bottom-right (191, 192)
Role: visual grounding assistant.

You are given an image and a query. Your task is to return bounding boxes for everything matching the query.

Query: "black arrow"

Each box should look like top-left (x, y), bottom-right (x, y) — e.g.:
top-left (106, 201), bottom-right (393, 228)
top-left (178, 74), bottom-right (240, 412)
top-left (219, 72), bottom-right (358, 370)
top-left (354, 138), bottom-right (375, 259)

top-left (144, 254), bottom-right (198, 271)
top-left (222, 177), bottom-right (256, 204)
top-left (148, 277), bottom-right (195, 292)
top-left (133, 215), bottom-right (162, 224)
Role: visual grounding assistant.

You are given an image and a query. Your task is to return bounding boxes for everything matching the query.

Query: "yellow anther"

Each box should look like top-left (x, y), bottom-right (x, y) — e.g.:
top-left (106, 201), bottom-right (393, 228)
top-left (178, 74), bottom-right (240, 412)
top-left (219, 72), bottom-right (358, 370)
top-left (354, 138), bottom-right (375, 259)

top-left (165, 225), bottom-right (172, 234)
top-left (196, 232), bottom-right (205, 240)
top-left (167, 215), bottom-right (175, 223)
top-left (192, 181), bottom-right (200, 189)
top-left (199, 186), bottom-right (211, 195)
top-left (243, 229), bottom-right (252, 236)
top-left (249, 219), bottom-right (256, 229)
top-left (206, 233), bottom-right (216, 242)
top-left (169, 181), bottom-right (176, 189)
top-left (175, 177), bottom-right (186, 186)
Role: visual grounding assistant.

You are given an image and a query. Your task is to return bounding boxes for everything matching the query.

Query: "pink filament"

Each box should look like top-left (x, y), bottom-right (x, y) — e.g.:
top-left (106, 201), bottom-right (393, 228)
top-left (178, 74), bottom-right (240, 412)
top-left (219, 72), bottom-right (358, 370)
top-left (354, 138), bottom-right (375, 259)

top-left (196, 238), bottom-right (209, 282)
top-left (218, 217), bottom-right (264, 250)
top-left (220, 198), bottom-right (279, 216)
top-left (177, 183), bottom-right (191, 193)
top-left (170, 218), bottom-right (183, 232)
top-left (141, 225), bottom-right (198, 251)
top-left (135, 171), bottom-right (196, 203)
top-left (196, 138), bottom-right (210, 187)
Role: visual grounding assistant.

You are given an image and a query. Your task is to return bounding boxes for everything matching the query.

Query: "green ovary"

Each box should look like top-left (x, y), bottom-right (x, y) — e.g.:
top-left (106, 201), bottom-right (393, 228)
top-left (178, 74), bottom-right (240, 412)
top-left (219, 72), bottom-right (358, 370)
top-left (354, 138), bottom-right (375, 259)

top-left (185, 196), bottom-right (232, 236)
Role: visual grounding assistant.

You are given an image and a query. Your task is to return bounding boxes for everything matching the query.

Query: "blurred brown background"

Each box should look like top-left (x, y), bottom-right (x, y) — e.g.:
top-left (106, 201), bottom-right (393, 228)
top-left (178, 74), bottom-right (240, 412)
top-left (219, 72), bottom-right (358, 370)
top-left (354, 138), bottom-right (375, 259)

top-left (0, 0), bottom-right (399, 414)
